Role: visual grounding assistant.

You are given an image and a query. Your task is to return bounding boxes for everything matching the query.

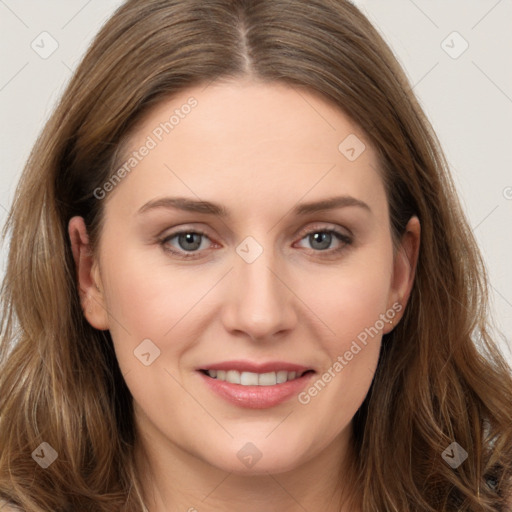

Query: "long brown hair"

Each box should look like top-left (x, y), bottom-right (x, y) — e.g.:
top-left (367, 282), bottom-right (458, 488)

top-left (1, 0), bottom-right (511, 510)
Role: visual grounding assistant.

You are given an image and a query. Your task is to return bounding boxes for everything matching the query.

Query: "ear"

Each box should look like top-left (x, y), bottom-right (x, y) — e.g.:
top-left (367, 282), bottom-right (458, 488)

top-left (68, 216), bottom-right (109, 330)
top-left (384, 216), bottom-right (420, 332)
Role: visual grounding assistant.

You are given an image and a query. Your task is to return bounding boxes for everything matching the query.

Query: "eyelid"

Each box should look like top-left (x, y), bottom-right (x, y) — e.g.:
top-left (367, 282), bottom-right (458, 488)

top-left (293, 225), bottom-right (353, 256)
top-left (159, 227), bottom-right (214, 257)
top-left (294, 221), bottom-right (352, 240)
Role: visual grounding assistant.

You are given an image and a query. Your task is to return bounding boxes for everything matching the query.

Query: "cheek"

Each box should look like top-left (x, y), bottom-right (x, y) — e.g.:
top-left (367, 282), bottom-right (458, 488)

top-left (307, 250), bottom-right (393, 347)
top-left (99, 252), bottom-right (209, 421)
top-left (100, 243), bottom-right (219, 371)
top-left (296, 246), bottom-right (393, 417)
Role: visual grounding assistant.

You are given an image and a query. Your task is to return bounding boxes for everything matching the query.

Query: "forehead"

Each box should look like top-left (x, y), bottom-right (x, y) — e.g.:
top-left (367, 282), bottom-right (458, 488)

top-left (128, 79), bottom-right (367, 160)
top-left (106, 79), bottom-right (385, 218)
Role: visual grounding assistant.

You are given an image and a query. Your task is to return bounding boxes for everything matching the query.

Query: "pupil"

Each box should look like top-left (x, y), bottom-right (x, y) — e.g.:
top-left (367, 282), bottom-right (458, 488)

top-left (311, 232), bottom-right (331, 250)
top-left (179, 233), bottom-right (201, 251)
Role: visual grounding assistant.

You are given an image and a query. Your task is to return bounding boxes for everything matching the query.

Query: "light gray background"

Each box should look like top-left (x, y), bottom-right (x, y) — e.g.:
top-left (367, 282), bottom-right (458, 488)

top-left (0, 1), bottom-right (511, 361)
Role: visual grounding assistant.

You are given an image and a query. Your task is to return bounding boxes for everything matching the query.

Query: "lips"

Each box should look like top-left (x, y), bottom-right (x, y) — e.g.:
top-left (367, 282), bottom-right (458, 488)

top-left (197, 360), bottom-right (316, 409)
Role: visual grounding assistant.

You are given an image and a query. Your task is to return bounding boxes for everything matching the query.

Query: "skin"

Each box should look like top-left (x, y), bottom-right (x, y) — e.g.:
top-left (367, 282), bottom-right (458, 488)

top-left (69, 78), bottom-right (420, 512)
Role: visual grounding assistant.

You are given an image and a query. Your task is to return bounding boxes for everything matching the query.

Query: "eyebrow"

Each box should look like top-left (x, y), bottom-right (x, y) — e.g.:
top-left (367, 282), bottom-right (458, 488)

top-left (137, 195), bottom-right (371, 217)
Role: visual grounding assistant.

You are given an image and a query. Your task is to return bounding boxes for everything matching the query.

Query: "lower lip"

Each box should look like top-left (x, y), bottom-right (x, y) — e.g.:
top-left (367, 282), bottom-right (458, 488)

top-left (198, 371), bottom-right (316, 409)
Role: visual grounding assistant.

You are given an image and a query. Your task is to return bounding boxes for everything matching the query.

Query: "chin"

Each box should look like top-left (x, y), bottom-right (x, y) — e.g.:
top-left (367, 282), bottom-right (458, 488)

top-left (203, 438), bottom-right (309, 475)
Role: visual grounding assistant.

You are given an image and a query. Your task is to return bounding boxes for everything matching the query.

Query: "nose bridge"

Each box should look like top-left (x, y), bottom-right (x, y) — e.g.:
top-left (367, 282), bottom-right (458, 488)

top-left (223, 236), bottom-right (296, 339)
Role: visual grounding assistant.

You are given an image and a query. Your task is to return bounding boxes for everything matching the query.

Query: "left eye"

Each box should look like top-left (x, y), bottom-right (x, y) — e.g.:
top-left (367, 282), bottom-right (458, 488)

top-left (160, 228), bottom-right (352, 258)
top-left (296, 230), bottom-right (352, 252)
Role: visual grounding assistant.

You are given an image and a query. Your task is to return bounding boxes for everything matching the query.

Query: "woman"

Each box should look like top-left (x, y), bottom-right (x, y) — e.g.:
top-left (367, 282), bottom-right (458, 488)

top-left (1, 0), bottom-right (511, 510)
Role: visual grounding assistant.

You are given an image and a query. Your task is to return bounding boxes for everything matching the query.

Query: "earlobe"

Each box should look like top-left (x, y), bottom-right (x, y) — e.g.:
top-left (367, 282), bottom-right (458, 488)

top-left (68, 216), bottom-right (109, 330)
top-left (386, 216), bottom-right (421, 329)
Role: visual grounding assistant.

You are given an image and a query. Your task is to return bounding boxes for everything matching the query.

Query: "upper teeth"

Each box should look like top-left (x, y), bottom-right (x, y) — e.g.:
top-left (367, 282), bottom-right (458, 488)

top-left (207, 369), bottom-right (302, 386)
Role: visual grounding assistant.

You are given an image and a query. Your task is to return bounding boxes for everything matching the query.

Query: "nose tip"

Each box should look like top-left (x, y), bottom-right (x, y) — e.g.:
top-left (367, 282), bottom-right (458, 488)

top-left (221, 248), bottom-right (297, 341)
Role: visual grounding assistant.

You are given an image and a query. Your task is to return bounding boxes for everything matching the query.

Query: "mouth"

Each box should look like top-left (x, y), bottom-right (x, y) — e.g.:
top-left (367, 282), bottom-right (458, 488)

top-left (199, 368), bottom-right (315, 386)
top-left (196, 360), bottom-right (317, 408)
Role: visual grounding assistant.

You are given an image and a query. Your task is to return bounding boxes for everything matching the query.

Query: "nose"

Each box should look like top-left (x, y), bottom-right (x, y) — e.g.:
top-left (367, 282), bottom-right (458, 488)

top-left (220, 244), bottom-right (298, 342)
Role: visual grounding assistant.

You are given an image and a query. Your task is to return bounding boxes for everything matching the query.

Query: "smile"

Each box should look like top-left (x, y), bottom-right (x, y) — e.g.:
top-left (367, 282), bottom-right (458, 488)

top-left (197, 365), bottom-right (317, 409)
top-left (200, 369), bottom-right (314, 386)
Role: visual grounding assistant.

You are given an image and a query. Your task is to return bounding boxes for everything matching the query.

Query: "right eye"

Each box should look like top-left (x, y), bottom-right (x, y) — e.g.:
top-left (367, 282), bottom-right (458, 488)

top-left (160, 229), bottom-right (214, 259)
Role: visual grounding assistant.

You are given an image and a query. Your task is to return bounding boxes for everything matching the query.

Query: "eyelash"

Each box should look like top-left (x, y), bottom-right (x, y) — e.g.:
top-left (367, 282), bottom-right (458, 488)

top-left (158, 226), bottom-right (353, 260)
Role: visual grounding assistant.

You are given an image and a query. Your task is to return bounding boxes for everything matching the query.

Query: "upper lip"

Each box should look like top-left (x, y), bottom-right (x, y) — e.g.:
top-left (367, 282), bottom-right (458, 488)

top-left (198, 360), bottom-right (315, 374)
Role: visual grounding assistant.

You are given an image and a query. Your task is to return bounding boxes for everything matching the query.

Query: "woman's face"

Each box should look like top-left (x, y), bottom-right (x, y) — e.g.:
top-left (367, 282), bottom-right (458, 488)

top-left (71, 78), bottom-right (418, 476)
